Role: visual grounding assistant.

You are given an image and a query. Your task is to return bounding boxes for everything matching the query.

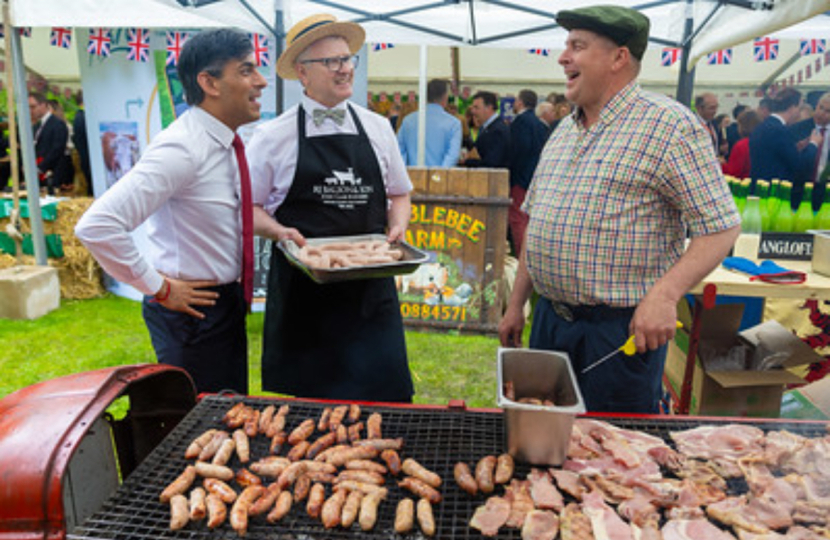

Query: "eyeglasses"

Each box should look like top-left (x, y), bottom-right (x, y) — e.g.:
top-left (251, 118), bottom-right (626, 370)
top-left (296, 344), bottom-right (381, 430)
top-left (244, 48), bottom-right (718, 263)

top-left (300, 54), bottom-right (360, 72)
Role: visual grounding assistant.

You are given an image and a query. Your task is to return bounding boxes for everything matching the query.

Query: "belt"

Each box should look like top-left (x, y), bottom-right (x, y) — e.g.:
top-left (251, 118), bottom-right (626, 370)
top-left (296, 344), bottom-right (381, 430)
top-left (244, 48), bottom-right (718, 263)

top-left (549, 300), bottom-right (635, 323)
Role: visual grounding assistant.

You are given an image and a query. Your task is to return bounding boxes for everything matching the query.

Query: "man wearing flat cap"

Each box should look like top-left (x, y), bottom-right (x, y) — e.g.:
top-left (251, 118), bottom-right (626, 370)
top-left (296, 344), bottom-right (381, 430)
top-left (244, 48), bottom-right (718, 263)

top-left (247, 14), bottom-right (414, 402)
top-left (499, 5), bottom-right (740, 413)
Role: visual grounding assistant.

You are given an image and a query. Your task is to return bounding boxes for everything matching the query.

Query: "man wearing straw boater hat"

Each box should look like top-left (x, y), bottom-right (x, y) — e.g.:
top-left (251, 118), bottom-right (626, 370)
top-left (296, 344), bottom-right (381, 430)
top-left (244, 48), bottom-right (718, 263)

top-left (248, 14), bottom-right (414, 402)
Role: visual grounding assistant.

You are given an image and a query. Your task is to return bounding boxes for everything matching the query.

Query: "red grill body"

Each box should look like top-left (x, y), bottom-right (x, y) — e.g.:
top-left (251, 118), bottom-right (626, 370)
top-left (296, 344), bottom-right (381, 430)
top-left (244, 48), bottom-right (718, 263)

top-left (0, 365), bottom-right (196, 540)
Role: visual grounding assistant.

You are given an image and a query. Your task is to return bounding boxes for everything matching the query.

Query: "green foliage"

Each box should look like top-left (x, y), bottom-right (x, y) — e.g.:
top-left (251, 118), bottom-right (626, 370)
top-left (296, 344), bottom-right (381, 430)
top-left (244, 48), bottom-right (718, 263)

top-left (0, 294), bottom-right (503, 408)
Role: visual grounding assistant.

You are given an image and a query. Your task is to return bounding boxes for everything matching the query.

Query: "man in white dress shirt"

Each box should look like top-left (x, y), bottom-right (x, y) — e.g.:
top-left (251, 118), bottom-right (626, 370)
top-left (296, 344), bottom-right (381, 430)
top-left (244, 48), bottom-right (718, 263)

top-left (247, 14), bottom-right (414, 402)
top-left (75, 29), bottom-right (267, 394)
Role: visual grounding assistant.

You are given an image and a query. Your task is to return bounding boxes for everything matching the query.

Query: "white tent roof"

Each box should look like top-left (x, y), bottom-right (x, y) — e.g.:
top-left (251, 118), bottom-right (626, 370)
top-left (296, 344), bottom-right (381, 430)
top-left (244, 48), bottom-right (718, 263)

top-left (9, 0), bottom-right (278, 34)
top-left (5, 0), bottom-right (830, 91)
top-left (7, 1), bottom-right (830, 55)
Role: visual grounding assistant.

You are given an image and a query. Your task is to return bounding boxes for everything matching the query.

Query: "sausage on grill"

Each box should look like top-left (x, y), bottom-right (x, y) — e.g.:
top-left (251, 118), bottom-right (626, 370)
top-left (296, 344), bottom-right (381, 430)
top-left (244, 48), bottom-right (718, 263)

top-left (160, 465), bottom-right (196, 503)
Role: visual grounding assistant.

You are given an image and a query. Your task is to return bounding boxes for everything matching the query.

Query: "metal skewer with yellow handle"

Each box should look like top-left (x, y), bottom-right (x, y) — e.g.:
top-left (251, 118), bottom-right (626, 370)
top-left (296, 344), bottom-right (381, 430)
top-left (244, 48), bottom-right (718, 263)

top-left (581, 321), bottom-right (683, 374)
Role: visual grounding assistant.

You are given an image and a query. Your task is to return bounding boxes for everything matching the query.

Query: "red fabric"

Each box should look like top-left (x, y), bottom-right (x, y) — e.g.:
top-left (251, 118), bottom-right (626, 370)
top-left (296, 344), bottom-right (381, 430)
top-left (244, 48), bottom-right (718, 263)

top-left (508, 185), bottom-right (529, 257)
top-left (722, 137), bottom-right (751, 179)
top-left (231, 135), bottom-right (254, 307)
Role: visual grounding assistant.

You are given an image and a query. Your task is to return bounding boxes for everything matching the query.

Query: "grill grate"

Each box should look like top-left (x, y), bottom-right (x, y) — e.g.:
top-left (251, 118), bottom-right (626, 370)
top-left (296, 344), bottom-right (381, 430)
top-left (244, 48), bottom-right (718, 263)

top-left (68, 395), bottom-right (829, 540)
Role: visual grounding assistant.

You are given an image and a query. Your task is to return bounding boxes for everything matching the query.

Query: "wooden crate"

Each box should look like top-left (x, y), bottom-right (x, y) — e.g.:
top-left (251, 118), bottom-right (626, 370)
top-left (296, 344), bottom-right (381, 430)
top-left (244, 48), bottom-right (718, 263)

top-left (398, 167), bottom-right (510, 334)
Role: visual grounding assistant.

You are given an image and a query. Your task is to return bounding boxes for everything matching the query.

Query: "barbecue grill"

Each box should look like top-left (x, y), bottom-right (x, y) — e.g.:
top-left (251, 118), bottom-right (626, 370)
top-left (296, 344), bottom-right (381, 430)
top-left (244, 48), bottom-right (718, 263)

top-left (1, 364), bottom-right (828, 540)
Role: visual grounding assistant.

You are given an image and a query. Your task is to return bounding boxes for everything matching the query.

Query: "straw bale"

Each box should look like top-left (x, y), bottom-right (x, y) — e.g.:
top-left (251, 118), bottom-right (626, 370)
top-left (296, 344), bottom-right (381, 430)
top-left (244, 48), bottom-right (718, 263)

top-left (0, 197), bottom-right (105, 299)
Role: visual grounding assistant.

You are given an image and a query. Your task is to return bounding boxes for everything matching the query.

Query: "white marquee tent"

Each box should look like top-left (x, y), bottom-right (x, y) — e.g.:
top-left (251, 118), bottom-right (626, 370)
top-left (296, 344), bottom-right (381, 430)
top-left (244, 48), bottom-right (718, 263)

top-left (3, 0), bottom-right (830, 263)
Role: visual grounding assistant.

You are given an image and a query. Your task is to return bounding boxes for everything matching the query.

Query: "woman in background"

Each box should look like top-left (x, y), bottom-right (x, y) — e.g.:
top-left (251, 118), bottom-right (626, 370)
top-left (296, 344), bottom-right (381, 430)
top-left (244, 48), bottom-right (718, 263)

top-left (722, 109), bottom-right (761, 180)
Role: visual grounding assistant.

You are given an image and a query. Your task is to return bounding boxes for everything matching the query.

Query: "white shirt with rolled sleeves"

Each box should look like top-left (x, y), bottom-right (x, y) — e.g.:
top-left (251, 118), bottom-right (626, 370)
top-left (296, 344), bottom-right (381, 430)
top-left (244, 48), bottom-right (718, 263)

top-left (247, 94), bottom-right (412, 214)
top-left (74, 106), bottom-right (245, 296)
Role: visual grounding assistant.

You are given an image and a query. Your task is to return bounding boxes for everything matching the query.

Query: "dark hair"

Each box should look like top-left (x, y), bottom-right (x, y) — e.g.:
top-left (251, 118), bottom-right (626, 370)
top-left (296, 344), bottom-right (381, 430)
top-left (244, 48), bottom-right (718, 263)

top-left (29, 92), bottom-right (47, 105)
top-left (732, 103), bottom-right (748, 119)
top-left (427, 79), bottom-right (449, 103)
top-left (472, 91), bottom-right (498, 111)
top-left (518, 89), bottom-right (538, 109)
top-left (770, 88), bottom-right (801, 113)
top-left (178, 28), bottom-right (253, 106)
top-left (759, 96), bottom-right (773, 110)
top-left (736, 109), bottom-right (760, 138)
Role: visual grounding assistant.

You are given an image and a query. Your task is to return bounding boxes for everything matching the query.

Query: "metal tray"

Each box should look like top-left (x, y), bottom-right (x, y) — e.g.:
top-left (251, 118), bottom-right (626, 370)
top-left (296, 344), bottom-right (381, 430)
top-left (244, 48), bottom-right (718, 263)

top-left (497, 348), bottom-right (586, 466)
top-left (277, 233), bottom-right (429, 284)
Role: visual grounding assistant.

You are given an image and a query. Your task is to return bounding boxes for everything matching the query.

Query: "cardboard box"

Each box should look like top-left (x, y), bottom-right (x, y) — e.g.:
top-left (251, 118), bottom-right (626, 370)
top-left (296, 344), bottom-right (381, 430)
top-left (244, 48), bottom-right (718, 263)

top-left (665, 302), bottom-right (822, 417)
top-left (781, 376), bottom-right (830, 420)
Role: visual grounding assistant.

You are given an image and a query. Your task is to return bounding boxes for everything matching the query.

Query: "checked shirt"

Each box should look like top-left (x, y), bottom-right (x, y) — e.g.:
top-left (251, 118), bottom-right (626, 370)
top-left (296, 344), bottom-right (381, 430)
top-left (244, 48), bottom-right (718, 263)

top-left (523, 82), bottom-right (740, 307)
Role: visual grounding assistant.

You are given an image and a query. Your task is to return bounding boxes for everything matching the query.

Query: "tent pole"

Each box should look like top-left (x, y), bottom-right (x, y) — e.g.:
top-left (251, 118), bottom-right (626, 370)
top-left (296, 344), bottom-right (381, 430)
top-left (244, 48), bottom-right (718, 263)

top-left (675, 0), bottom-right (696, 107)
top-left (416, 44), bottom-right (427, 168)
top-left (9, 18), bottom-right (47, 265)
top-left (2, 3), bottom-right (22, 262)
top-left (275, 7), bottom-right (285, 115)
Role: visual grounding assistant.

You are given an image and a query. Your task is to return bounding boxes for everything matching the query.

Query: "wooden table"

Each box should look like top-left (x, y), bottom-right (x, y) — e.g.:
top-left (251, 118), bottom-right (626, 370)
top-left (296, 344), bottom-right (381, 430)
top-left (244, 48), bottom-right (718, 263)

top-left (691, 260), bottom-right (830, 301)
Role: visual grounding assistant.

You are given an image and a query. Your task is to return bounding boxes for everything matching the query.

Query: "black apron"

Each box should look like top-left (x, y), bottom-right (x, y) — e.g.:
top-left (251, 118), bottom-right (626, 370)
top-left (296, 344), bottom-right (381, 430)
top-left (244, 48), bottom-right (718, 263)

top-left (261, 104), bottom-right (413, 402)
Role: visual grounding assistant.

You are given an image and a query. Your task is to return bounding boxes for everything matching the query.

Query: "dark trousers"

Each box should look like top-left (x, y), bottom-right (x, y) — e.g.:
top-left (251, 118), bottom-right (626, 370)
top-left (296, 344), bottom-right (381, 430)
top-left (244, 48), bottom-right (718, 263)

top-left (529, 297), bottom-right (666, 414)
top-left (142, 282), bottom-right (248, 395)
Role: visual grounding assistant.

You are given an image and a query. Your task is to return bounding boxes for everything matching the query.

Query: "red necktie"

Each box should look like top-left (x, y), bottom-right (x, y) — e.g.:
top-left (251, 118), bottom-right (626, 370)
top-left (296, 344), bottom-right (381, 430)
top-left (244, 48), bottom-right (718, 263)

top-left (231, 134), bottom-right (254, 306)
top-left (815, 126), bottom-right (827, 183)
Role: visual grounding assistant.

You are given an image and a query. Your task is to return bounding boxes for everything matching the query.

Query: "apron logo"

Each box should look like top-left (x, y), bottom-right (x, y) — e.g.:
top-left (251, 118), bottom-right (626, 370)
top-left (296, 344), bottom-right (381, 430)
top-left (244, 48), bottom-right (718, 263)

top-left (324, 167), bottom-right (362, 186)
top-left (313, 167), bottom-right (374, 209)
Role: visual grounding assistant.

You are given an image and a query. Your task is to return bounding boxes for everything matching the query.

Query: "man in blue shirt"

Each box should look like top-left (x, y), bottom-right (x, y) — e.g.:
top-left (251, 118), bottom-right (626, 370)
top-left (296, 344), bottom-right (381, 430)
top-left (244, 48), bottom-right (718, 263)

top-left (397, 79), bottom-right (462, 167)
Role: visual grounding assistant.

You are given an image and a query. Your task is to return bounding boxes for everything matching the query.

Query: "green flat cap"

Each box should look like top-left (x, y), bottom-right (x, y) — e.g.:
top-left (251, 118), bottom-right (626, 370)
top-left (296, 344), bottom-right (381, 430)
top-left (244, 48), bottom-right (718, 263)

top-left (556, 4), bottom-right (650, 61)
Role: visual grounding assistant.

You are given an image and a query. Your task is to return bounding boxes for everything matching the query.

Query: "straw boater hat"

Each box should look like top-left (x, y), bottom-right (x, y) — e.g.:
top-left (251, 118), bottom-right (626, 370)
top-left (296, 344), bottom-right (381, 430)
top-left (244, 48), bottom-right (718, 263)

top-left (276, 14), bottom-right (366, 80)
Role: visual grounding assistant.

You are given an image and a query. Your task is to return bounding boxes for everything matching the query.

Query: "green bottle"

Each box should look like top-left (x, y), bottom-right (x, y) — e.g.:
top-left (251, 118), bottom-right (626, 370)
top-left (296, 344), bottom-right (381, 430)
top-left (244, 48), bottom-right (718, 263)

top-left (767, 179), bottom-right (781, 218)
top-left (774, 181), bottom-right (794, 233)
top-left (756, 181), bottom-right (772, 231)
top-left (816, 185), bottom-right (830, 230)
top-left (793, 182), bottom-right (815, 233)
top-left (736, 178), bottom-right (751, 215)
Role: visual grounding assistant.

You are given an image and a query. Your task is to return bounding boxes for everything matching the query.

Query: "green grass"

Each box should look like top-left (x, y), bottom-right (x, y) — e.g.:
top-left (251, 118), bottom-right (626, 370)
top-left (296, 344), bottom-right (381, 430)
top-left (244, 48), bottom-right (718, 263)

top-left (0, 294), bottom-right (502, 408)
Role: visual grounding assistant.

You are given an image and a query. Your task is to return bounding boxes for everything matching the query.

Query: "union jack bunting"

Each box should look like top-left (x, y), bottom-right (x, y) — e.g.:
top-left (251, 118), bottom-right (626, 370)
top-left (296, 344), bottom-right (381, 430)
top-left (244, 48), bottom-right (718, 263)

top-left (87, 28), bottom-right (112, 58)
top-left (50, 27), bottom-right (72, 49)
top-left (661, 47), bottom-right (681, 67)
top-left (753, 37), bottom-right (778, 62)
top-left (19, 27), bottom-right (31, 37)
top-left (250, 33), bottom-right (269, 67)
top-left (707, 48), bottom-right (732, 65)
top-left (166, 31), bottom-right (188, 66)
top-left (372, 43), bottom-right (395, 51)
top-left (800, 39), bottom-right (825, 56)
top-left (528, 48), bottom-right (550, 56)
top-left (126, 28), bottom-right (150, 63)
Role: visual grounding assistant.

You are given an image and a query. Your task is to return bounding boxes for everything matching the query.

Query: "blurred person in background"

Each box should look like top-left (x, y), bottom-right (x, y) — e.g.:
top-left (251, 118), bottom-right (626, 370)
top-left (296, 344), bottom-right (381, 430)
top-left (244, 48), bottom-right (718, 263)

top-left (463, 90), bottom-right (510, 168)
top-left (722, 109), bottom-right (760, 180)
top-left (508, 89), bottom-right (549, 256)
top-left (397, 78), bottom-right (462, 168)
top-left (725, 103), bottom-right (749, 158)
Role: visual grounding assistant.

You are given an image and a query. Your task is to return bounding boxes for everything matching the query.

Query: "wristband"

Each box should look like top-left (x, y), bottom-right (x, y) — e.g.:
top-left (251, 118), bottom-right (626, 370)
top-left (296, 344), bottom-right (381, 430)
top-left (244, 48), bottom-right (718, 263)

top-left (150, 279), bottom-right (171, 303)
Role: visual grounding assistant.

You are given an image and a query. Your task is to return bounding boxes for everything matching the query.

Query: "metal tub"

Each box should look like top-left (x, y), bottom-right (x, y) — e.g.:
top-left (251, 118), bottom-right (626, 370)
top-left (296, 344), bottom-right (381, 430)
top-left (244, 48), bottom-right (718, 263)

top-left (278, 233), bottom-right (428, 284)
top-left (497, 348), bottom-right (586, 466)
